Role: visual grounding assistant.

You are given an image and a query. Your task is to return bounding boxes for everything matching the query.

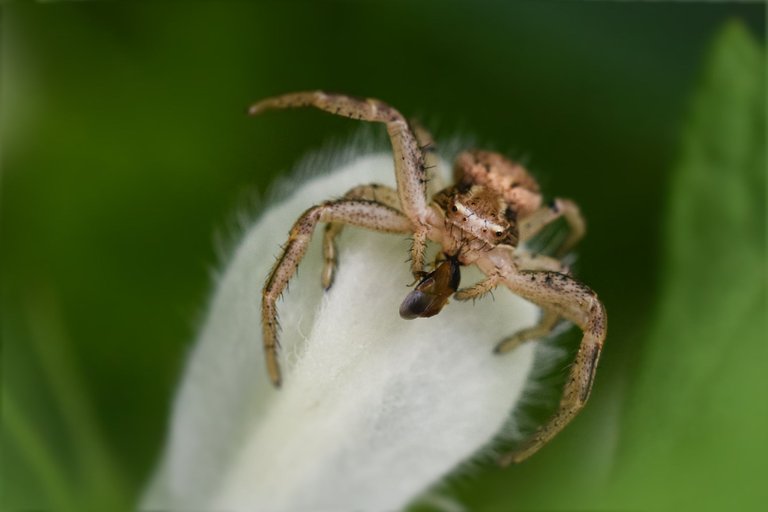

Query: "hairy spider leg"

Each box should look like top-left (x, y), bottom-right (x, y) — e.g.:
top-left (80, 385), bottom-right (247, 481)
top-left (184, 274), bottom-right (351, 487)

top-left (250, 91), bottom-right (432, 276)
top-left (410, 119), bottom-right (442, 193)
top-left (322, 184), bottom-right (402, 290)
top-left (498, 270), bottom-right (606, 464)
top-left (453, 273), bottom-right (503, 301)
top-left (262, 199), bottom-right (413, 387)
top-left (322, 121), bottom-right (441, 290)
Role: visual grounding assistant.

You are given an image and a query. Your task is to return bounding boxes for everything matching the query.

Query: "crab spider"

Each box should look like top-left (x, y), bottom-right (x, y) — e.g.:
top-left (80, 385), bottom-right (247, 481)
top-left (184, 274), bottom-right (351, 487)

top-left (250, 91), bottom-right (606, 465)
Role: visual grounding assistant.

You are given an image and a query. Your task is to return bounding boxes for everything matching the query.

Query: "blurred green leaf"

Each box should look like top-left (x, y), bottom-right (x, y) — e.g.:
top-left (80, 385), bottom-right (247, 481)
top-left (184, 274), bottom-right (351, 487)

top-left (2, 394), bottom-right (76, 511)
top-left (611, 20), bottom-right (766, 511)
top-left (2, 291), bottom-right (130, 511)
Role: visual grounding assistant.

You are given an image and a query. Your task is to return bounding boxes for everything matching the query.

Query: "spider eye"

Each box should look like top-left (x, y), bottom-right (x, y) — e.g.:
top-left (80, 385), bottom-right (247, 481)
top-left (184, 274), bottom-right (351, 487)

top-left (496, 231), bottom-right (503, 237)
top-left (451, 205), bottom-right (458, 212)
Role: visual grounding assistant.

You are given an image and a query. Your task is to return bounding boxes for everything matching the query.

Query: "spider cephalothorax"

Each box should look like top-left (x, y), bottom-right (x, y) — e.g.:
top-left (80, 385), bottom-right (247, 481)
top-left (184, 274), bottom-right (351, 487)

top-left (434, 182), bottom-right (520, 253)
top-left (250, 91), bottom-right (606, 465)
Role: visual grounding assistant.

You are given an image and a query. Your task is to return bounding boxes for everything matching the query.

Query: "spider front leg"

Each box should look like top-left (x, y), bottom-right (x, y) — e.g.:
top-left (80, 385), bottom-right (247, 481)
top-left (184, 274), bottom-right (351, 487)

top-left (263, 199), bottom-right (413, 387)
top-left (499, 269), bottom-right (607, 465)
top-left (411, 119), bottom-right (442, 194)
top-left (250, 91), bottom-right (432, 278)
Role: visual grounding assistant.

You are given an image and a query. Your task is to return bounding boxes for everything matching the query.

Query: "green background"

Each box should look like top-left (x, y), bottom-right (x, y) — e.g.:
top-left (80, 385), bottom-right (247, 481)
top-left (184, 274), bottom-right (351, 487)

top-left (2, 2), bottom-right (765, 511)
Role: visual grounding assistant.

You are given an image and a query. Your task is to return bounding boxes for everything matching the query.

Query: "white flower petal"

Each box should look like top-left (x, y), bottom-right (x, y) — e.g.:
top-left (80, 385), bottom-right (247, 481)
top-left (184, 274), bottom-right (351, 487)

top-left (142, 153), bottom-right (539, 511)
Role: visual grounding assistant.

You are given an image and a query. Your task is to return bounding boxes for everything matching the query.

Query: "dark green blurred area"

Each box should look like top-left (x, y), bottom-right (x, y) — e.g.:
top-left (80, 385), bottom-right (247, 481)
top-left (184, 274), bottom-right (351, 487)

top-left (1, 2), bottom-right (765, 511)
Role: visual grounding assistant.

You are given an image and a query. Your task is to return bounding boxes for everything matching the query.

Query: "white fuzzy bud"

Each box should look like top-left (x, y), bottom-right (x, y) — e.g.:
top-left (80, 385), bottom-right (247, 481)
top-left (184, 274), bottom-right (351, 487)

top-left (142, 153), bottom-right (539, 511)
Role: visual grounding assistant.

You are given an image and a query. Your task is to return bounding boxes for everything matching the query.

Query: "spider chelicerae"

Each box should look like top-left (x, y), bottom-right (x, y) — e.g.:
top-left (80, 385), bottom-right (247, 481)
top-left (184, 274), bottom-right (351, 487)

top-left (250, 91), bottom-right (607, 465)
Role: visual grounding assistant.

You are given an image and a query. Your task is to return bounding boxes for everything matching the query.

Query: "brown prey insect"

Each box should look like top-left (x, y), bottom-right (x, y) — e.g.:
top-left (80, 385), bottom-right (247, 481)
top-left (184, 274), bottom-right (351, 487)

top-left (250, 91), bottom-right (607, 465)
